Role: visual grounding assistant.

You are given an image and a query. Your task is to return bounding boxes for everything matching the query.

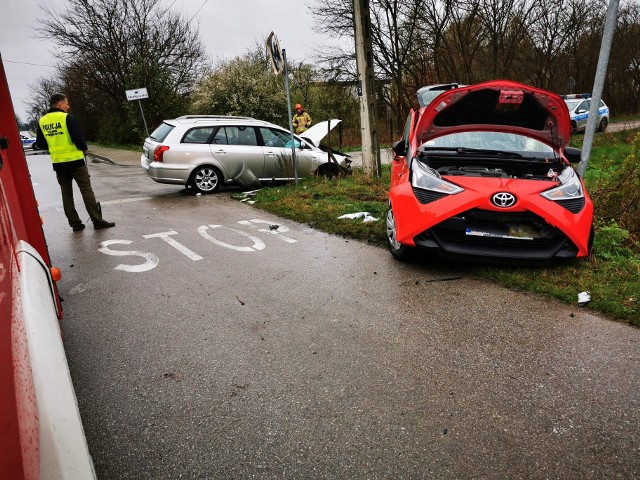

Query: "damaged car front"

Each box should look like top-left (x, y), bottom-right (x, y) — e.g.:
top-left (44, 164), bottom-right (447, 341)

top-left (387, 80), bottom-right (594, 263)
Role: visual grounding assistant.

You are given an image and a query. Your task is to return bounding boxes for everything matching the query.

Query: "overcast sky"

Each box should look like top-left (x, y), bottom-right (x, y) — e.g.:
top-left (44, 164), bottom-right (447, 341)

top-left (0, 0), bottom-right (345, 121)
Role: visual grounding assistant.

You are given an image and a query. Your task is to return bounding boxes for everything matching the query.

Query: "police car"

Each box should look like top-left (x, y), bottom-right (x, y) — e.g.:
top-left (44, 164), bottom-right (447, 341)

top-left (562, 93), bottom-right (609, 134)
top-left (20, 131), bottom-right (37, 150)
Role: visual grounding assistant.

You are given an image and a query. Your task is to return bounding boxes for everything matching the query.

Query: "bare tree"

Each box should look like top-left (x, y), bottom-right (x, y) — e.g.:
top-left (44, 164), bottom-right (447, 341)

top-left (311, 0), bottom-right (637, 140)
top-left (607, 1), bottom-right (640, 114)
top-left (25, 76), bottom-right (64, 124)
top-left (34, 0), bottom-right (209, 143)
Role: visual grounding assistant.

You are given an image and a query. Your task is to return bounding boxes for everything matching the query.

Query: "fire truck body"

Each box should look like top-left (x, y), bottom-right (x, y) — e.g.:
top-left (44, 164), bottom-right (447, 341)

top-left (0, 56), bottom-right (95, 479)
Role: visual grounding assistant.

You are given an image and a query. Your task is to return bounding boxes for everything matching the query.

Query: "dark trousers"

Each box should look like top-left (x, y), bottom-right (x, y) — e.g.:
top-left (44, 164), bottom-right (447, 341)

top-left (55, 165), bottom-right (105, 226)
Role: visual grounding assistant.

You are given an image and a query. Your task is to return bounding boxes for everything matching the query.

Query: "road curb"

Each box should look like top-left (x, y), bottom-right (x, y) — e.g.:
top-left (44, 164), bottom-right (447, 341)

top-left (87, 152), bottom-right (117, 166)
top-left (87, 151), bottom-right (138, 167)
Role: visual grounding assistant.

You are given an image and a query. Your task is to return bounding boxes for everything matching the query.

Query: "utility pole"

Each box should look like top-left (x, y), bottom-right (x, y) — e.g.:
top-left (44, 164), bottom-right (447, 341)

top-left (353, 0), bottom-right (380, 177)
top-left (577, 0), bottom-right (619, 177)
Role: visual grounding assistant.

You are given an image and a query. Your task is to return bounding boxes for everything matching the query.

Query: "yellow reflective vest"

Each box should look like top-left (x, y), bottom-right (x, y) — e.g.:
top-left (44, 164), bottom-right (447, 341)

top-left (38, 111), bottom-right (85, 164)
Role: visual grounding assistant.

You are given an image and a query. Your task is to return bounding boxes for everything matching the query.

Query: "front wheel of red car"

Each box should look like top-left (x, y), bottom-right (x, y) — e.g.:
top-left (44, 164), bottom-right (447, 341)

top-left (386, 208), bottom-right (413, 261)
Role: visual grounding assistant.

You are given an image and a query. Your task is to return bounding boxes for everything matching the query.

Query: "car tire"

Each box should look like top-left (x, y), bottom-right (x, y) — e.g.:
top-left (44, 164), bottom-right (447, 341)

top-left (315, 163), bottom-right (340, 179)
top-left (598, 118), bottom-right (608, 132)
top-left (386, 208), bottom-right (413, 261)
top-left (190, 165), bottom-right (221, 193)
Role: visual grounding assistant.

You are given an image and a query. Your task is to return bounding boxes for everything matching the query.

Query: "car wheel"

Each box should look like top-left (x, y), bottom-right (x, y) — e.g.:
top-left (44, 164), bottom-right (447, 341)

top-left (315, 163), bottom-right (340, 179)
top-left (570, 121), bottom-right (577, 135)
top-left (386, 208), bottom-right (413, 261)
top-left (598, 118), bottom-right (608, 132)
top-left (190, 165), bottom-right (221, 193)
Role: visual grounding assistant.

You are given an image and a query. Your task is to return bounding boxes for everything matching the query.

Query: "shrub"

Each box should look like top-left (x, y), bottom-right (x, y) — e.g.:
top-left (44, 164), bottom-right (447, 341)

top-left (590, 131), bottom-right (640, 250)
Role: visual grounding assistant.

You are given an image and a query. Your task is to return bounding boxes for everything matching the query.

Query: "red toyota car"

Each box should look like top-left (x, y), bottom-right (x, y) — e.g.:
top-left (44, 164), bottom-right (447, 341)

top-left (387, 80), bottom-right (594, 262)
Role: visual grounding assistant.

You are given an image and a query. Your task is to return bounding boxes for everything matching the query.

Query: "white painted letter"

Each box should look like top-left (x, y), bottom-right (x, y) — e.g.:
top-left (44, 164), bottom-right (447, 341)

top-left (197, 225), bottom-right (266, 252)
top-left (237, 219), bottom-right (297, 243)
top-left (142, 231), bottom-right (203, 261)
top-left (98, 240), bottom-right (159, 272)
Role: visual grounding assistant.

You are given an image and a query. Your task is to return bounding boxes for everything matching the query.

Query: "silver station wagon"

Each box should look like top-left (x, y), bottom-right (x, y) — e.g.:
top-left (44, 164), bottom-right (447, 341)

top-left (140, 115), bottom-right (351, 193)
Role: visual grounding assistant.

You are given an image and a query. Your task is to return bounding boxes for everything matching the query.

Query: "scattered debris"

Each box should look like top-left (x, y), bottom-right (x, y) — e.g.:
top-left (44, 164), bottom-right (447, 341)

top-left (338, 211), bottom-right (379, 223)
top-left (578, 291), bottom-right (591, 307)
top-left (269, 224), bottom-right (279, 230)
top-left (196, 193), bottom-right (202, 196)
top-left (236, 295), bottom-right (245, 305)
top-left (235, 189), bottom-right (260, 205)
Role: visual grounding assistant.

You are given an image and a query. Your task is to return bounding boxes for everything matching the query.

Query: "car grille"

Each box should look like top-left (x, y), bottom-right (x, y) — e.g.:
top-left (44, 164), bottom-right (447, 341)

top-left (412, 187), bottom-right (448, 204)
top-left (555, 197), bottom-right (585, 213)
top-left (415, 208), bottom-right (578, 259)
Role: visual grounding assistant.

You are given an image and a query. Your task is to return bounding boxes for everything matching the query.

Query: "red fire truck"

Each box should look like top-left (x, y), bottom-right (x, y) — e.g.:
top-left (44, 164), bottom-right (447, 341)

top-left (0, 57), bottom-right (95, 478)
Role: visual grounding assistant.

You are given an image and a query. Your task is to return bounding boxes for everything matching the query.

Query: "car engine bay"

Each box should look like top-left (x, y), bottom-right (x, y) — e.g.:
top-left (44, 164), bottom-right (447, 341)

top-left (418, 152), bottom-right (565, 181)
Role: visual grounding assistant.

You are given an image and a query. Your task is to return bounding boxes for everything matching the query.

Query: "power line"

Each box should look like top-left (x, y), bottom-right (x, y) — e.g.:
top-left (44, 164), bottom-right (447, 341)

top-left (2, 59), bottom-right (56, 68)
top-left (188, 0), bottom-right (208, 23)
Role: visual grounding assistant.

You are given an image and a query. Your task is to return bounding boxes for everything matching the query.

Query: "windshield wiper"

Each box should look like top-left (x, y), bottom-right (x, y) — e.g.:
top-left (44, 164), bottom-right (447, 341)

top-left (453, 147), bottom-right (524, 158)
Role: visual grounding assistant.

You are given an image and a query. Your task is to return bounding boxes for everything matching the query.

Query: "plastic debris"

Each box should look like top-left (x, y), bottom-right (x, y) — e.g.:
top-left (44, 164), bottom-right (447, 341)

top-left (196, 193), bottom-right (202, 196)
top-left (338, 211), bottom-right (379, 223)
top-left (578, 291), bottom-right (591, 307)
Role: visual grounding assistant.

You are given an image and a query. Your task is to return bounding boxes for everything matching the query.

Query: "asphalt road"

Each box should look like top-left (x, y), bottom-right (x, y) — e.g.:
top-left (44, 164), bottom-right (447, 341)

top-left (28, 153), bottom-right (640, 479)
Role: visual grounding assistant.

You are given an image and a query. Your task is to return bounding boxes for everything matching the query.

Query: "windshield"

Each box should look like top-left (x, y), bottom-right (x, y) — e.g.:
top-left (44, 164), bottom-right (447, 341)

top-left (564, 100), bottom-right (581, 110)
top-left (422, 131), bottom-right (554, 154)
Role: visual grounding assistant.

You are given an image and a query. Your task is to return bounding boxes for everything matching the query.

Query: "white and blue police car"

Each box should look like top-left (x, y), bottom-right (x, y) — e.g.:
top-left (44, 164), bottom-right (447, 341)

top-left (562, 93), bottom-right (609, 134)
top-left (20, 131), bottom-right (37, 150)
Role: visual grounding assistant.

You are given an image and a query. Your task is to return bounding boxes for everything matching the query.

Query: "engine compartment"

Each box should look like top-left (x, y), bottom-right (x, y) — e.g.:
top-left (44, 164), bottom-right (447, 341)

top-left (418, 153), bottom-right (564, 181)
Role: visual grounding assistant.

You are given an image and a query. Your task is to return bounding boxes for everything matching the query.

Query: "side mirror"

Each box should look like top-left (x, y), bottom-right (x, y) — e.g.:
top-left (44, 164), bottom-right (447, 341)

top-left (564, 146), bottom-right (582, 164)
top-left (392, 139), bottom-right (407, 157)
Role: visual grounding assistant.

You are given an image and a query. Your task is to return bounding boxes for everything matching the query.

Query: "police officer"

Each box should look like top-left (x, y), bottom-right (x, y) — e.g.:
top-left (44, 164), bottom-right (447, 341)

top-left (36, 93), bottom-right (115, 231)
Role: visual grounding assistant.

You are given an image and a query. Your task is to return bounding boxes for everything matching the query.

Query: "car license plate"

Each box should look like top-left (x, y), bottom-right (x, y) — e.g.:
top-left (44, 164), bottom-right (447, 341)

top-left (465, 227), bottom-right (533, 241)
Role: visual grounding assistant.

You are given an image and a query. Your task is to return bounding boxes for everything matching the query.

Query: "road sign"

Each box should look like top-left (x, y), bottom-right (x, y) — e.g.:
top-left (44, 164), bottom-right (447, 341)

top-left (125, 88), bottom-right (150, 137)
top-left (265, 32), bottom-right (284, 76)
top-left (125, 88), bottom-right (149, 101)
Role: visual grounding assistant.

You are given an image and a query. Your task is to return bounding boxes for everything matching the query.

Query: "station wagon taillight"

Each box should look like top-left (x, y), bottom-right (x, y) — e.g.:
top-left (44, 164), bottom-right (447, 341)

top-left (154, 145), bottom-right (170, 162)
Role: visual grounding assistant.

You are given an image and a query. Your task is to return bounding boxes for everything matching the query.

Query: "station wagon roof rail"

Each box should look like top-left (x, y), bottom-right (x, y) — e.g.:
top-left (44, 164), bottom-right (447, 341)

top-left (175, 115), bottom-right (255, 121)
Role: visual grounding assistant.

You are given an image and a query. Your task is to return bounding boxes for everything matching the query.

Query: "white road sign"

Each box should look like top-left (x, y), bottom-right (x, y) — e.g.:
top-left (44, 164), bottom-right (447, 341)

top-left (125, 88), bottom-right (149, 101)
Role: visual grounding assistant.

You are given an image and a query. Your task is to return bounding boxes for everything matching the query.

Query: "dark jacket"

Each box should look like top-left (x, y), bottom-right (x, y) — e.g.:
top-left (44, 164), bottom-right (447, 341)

top-left (36, 108), bottom-right (88, 171)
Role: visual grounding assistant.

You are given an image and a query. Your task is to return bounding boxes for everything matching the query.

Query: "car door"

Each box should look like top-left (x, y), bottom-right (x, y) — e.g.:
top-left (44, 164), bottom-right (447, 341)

top-left (258, 127), bottom-right (307, 179)
top-left (576, 100), bottom-right (590, 132)
top-left (173, 126), bottom-right (216, 164)
top-left (210, 125), bottom-right (265, 179)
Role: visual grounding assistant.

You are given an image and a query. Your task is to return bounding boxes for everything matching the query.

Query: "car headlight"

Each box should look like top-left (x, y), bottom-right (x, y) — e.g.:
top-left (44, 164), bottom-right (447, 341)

top-left (540, 167), bottom-right (584, 201)
top-left (411, 159), bottom-right (464, 194)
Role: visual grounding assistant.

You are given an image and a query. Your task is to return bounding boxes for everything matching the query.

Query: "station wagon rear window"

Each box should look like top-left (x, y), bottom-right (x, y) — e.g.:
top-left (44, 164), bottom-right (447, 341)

top-left (150, 122), bottom-right (175, 142)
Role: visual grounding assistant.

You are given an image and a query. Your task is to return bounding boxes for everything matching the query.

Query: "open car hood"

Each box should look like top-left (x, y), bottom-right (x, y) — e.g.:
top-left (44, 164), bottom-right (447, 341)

top-left (413, 80), bottom-right (571, 150)
top-left (300, 119), bottom-right (342, 147)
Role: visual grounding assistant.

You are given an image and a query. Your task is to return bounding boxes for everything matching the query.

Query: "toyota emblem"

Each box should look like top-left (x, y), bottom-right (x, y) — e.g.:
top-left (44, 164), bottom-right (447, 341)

top-left (491, 192), bottom-right (516, 208)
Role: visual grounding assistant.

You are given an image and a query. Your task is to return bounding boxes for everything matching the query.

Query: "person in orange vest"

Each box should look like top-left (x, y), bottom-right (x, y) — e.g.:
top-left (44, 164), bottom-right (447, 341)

top-left (292, 103), bottom-right (312, 134)
top-left (35, 93), bottom-right (115, 231)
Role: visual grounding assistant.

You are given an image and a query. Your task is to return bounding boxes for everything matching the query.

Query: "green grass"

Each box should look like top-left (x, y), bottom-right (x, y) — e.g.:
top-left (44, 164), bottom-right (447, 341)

top-left (237, 130), bottom-right (640, 326)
